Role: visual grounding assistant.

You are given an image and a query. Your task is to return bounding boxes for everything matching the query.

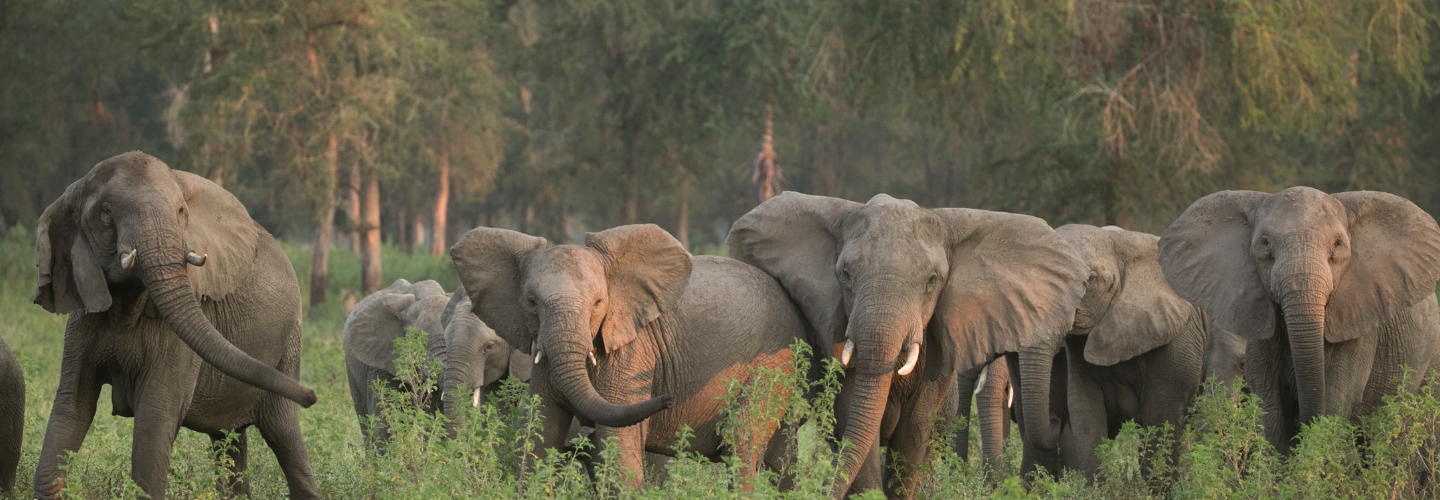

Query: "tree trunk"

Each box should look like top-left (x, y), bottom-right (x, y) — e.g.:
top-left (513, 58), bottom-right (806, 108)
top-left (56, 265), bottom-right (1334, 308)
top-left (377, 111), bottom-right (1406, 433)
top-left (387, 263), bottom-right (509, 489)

top-left (676, 177), bottom-right (690, 250)
top-left (348, 161), bottom-right (361, 255)
top-left (522, 203), bottom-right (535, 234)
top-left (752, 103), bottom-right (781, 203)
top-left (361, 172), bottom-right (382, 293)
top-left (414, 212), bottom-right (425, 249)
top-left (309, 134), bottom-right (339, 306)
top-left (432, 139), bottom-right (450, 256)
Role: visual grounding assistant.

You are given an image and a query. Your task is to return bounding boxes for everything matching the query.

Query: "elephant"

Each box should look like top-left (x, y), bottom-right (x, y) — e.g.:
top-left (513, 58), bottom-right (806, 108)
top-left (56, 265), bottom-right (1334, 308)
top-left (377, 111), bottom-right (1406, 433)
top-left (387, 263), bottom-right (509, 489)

top-left (947, 357), bottom-right (1012, 469)
top-left (449, 223), bottom-right (813, 487)
top-left (30, 152), bottom-right (319, 499)
top-left (1016, 224), bottom-right (1210, 478)
top-left (0, 335), bottom-right (22, 495)
top-left (343, 279), bottom-right (529, 445)
top-left (728, 192), bottom-right (1088, 498)
top-left (1159, 187), bottom-right (1440, 454)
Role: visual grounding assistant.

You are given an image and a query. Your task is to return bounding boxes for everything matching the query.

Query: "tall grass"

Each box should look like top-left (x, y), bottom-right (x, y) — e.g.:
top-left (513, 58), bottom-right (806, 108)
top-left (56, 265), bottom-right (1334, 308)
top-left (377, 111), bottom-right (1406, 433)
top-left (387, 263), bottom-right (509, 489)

top-left (1, 225), bottom-right (1438, 498)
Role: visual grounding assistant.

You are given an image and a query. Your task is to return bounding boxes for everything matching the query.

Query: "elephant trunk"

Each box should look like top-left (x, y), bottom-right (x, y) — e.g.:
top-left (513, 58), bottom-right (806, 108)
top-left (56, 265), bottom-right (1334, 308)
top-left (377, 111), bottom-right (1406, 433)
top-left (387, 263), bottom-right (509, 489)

top-left (438, 360), bottom-right (465, 438)
top-left (1019, 333), bottom-right (1062, 450)
top-left (830, 311), bottom-right (910, 498)
top-left (138, 226), bottom-right (316, 407)
top-left (541, 311), bottom-right (671, 428)
top-left (1279, 272), bottom-right (1330, 426)
top-left (976, 358), bottom-right (1011, 459)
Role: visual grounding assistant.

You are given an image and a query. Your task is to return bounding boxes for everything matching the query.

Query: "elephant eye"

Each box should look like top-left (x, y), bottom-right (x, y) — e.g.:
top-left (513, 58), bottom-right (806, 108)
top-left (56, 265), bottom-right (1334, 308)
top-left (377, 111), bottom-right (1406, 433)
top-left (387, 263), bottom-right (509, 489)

top-left (1259, 235), bottom-right (1270, 248)
top-left (1087, 274), bottom-right (1097, 283)
top-left (1334, 237), bottom-right (1343, 248)
top-left (927, 274), bottom-right (939, 286)
top-left (594, 298), bottom-right (602, 308)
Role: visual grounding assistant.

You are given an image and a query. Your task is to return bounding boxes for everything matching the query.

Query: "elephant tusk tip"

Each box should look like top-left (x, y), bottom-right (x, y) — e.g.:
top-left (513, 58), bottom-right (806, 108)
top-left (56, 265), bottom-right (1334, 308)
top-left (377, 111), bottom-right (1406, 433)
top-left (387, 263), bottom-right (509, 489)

top-left (534, 350), bottom-right (543, 365)
top-left (588, 351), bottom-right (598, 366)
top-left (896, 342), bottom-right (920, 376)
top-left (120, 249), bottom-right (136, 270)
top-left (472, 388), bottom-right (481, 408)
top-left (186, 251), bottom-right (207, 266)
top-left (841, 339), bottom-right (854, 368)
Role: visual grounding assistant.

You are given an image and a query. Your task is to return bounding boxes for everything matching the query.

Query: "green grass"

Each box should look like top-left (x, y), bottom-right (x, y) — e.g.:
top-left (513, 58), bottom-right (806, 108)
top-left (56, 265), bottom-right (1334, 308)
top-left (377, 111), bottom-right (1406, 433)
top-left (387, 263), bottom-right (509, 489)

top-left (1, 225), bottom-right (1438, 499)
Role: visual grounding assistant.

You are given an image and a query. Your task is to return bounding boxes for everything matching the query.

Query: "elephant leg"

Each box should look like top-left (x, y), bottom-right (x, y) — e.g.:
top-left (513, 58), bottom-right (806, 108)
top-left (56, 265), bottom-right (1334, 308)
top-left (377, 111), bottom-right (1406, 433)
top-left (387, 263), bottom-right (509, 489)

top-left (210, 429), bottom-right (249, 498)
top-left (255, 400), bottom-right (320, 499)
top-left (130, 393), bottom-right (187, 498)
top-left (882, 375), bottom-right (951, 500)
top-left (977, 357), bottom-right (1012, 464)
top-left (763, 420), bottom-right (798, 491)
top-left (1064, 354), bottom-right (1104, 479)
top-left (34, 322), bottom-right (103, 499)
top-left (1008, 352), bottom-right (1061, 479)
top-left (950, 365), bottom-right (982, 462)
top-left (593, 422), bottom-right (646, 488)
top-left (644, 452), bottom-right (671, 487)
top-left (1139, 334), bottom-right (1204, 476)
top-left (1246, 337), bottom-right (1297, 455)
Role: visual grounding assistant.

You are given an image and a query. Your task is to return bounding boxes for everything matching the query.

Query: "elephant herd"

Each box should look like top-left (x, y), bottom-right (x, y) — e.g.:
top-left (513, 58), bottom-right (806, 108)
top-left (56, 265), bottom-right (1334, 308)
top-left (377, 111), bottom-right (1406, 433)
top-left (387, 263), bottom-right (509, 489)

top-left (5, 151), bottom-right (1440, 499)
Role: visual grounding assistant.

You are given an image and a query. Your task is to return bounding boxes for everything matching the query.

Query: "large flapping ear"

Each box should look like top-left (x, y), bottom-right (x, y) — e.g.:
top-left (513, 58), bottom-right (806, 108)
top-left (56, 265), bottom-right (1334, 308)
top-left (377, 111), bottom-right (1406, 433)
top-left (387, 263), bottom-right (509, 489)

top-left (171, 170), bottom-right (260, 302)
top-left (585, 224), bottom-right (693, 353)
top-left (343, 280), bottom-right (421, 374)
top-left (1326, 191), bottom-right (1440, 343)
top-left (1158, 191), bottom-right (1274, 340)
top-left (34, 180), bottom-right (112, 314)
top-left (727, 192), bottom-right (864, 356)
top-left (450, 227), bottom-right (547, 354)
top-left (928, 209), bottom-right (1089, 377)
top-left (1081, 228), bottom-right (1201, 366)
top-left (441, 283), bottom-right (467, 328)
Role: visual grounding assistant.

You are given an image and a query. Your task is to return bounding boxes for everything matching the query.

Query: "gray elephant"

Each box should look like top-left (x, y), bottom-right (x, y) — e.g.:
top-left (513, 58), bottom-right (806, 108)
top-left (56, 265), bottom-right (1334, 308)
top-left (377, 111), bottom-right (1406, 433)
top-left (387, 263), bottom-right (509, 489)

top-left (728, 192), bottom-right (1087, 498)
top-left (0, 335), bottom-right (22, 495)
top-left (450, 224), bottom-right (811, 487)
top-left (1159, 187), bottom-right (1440, 454)
top-left (1017, 224), bottom-right (1210, 478)
top-left (947, 357), bottom-right (1012, 469)
top-left (30, 152), bottom-right (319, 499)
top-left (343, 279), bottom-right (529, 444)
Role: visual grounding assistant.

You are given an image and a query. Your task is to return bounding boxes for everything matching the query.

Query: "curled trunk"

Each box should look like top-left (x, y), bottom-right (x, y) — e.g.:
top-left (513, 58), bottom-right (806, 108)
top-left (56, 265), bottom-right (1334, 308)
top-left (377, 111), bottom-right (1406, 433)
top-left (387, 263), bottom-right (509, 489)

top-left (1019, 334), bottom-right (1062, 450)
top-left (542, 315), bottom-right (670, 428)
top-left (140, 237), bottom-right (315, 407)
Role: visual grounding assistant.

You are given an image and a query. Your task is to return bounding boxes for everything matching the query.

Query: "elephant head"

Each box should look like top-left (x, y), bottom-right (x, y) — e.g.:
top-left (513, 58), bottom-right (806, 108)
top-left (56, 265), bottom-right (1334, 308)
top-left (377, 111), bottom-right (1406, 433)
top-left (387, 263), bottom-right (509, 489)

top-left (727, 192), bottom-right (1087, 491)
top-left (33, 152), bottom-right (315, 407)
top-left (1159, 187), bottom-right (1440, 426)
top-left (1018, 224), bottom-right (1202, 450)
top-left (437, 284), bottom-right (531, 430)
top-left (449, 224), bottom-right (686, 428)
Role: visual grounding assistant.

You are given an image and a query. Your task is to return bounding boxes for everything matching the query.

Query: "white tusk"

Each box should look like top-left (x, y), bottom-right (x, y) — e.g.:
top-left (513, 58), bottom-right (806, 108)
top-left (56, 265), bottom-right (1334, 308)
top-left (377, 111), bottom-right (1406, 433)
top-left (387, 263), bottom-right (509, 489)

top-left (534, 350), bottom-right (543, 365)
top-left (120, 249), bottom-right (136, 270)
top-left (1007, 385), bottom-right (1014, 409)
top-left (472, 388), bottom-right (482, 408)
top-left (973, 365), bottom-right (990, 396)
top-left (186, 251), bottom-right (207, 266)
top-left (532, 341), bottom-right (541, 364)
top-left (896, 343), bottom-right (921, 376)
top-left (841, 339), bottom-right (854, 368)
top-left (589, 351), bottom-right (597, 366)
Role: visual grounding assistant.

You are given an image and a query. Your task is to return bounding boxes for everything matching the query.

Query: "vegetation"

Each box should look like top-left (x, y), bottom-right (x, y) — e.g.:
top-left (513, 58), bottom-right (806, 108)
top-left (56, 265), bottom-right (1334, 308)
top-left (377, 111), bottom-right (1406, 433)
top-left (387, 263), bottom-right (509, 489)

top-left (1, 229), bottom-right (1437, 498)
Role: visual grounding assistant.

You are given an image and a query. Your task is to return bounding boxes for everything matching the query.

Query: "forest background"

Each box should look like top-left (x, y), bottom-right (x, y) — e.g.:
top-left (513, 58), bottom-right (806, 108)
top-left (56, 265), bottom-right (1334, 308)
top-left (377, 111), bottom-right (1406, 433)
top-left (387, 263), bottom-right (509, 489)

top-left (4, 0), bottom-right (1440, 301)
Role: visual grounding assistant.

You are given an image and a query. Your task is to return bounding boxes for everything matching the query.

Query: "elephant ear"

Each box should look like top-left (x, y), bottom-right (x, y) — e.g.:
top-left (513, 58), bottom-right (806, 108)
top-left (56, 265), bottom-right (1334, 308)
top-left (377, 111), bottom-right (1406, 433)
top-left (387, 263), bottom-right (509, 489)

top-left (585, 224), bottom-right (693, 353)
top-left (1327, 191), bottom-right (1440, 343)
top-left (441, 283), bottom-right (467, 328)
top-left (451, 227), bottom-right (547, 354)
top-left (727, 192), bottom-right (864, 358)
top-left (929, 209), bottom-right (1089, 377)
top-left (34, 180), bottom-right (113, 314)
top-left (1159, 191), bottom-right (1273, 340)
top-left (1084, 230), bottom-right (1200, 366)
top-left (171, 170), bottom-right (259, 302)
top-left (508, 349), bottom-right (533, 382)
top-left (343, 280), bottom-right (421, 374)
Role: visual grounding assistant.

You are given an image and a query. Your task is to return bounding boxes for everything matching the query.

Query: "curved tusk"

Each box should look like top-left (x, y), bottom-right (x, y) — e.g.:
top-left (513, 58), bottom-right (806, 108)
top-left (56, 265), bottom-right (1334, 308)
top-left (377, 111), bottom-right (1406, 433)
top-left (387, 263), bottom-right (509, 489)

top-left (973, 365), bottom-right (990, 396)
top-left (896, 343), bottom-right (921, 376)
top-left (589, 351), bottom-right (597, 367)
top-left (186, 251), bottom-right (207, 266)
top-left (534, 349), bottom-right (543, 365)
top-left (1007, 385), bottom-right (1014, 409)
top-left (841, 339), bottom-right (854, 368)
top-left (120, 249), bottom-right (136, 270)
top-left (472, 388), bottom-right (482, 408)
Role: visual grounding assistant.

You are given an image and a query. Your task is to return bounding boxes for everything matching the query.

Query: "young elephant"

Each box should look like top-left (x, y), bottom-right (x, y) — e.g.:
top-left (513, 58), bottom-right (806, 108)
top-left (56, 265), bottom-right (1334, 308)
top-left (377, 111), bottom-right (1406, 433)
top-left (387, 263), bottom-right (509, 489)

top-left (450, 224), bottom-right (810, 487)
top-left (31, 152), bottom-right (319, 499)
top-left (0, 335), bottom-right (22, 495)
top-left (1017, 225), bottom-right (1209, 478)
top-left (344, 279), bottom-right (527, 443)
top-left (1160, 187), bottom-right (1440, 454)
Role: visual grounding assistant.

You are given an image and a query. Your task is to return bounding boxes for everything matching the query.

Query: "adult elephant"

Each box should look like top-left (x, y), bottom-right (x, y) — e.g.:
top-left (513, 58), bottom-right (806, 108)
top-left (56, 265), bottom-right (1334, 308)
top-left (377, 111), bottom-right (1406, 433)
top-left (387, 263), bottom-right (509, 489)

top-left (30, 152), bottom-right (319, 499)
top-left (1017, 224), bottom-right (1210, 478)
top-left (1159, 187), bottom-right (1440, 453)
top-left (947, 357), bottom-right (1012, 469)
top-left (344, 279), bottom-right (529, 445)
top-left (450, 224), bottom-right (811, 487)
top-left (728, 192), bottom-right (1087, 498)
top-left (0, 335), bottom-right (22, 495)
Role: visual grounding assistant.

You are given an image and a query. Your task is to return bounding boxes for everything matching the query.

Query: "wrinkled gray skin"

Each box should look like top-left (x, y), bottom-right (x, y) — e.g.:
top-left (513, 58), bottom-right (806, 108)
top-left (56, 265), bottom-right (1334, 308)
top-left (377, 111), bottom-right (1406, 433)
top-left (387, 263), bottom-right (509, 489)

top-left (1017, 225), bottom-right (1210, 478)
top-left (1160, 187), bottom-right (1440, 454)
top-left (343, 279), bottom-right (529, 445)
top-left (0, 336), bottom-right (22, 495)
top-left (728, 192), bottom-right (1087, 499)
top-left (451, 224), bottom-right (811, 487)
top-left (946, 356), bottom-right (1012, 471)
top-left (30, 152), bottom-right (318, 499)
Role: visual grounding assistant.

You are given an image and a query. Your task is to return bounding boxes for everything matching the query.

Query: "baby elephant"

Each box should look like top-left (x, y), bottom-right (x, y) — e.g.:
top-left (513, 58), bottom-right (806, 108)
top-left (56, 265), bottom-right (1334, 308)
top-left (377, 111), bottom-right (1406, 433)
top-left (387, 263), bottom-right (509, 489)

top-left (343, 279), bottom-right (528, 443)
top-left (1, 336), bottom-right (22, 495)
